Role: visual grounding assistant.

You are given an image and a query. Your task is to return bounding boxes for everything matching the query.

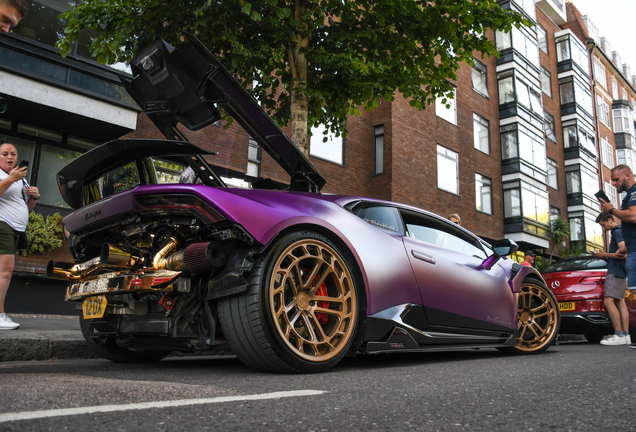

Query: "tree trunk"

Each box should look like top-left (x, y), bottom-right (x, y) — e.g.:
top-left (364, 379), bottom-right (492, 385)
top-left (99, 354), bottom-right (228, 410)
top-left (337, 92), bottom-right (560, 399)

top-left (288, 0), bottom-right (310, 156)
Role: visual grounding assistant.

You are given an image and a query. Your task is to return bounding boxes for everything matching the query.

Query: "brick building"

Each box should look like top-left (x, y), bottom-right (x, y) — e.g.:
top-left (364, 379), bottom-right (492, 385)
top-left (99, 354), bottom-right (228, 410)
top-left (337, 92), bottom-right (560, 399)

top-left (2, 0), bottom-right (636, 284)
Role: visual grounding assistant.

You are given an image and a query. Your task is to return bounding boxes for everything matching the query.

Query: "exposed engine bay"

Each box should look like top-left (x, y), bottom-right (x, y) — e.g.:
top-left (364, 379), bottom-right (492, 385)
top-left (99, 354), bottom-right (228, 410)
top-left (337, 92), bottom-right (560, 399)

top-left (48, 195), bottom-right (261, 354)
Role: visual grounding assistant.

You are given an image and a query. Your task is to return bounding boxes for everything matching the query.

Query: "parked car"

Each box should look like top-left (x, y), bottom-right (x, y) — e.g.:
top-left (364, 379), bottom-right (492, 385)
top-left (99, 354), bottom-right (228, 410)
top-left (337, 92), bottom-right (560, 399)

top-left (542, 256), bottom-right (636, 343)
top-left (47, 33), bottom-right (560, 373)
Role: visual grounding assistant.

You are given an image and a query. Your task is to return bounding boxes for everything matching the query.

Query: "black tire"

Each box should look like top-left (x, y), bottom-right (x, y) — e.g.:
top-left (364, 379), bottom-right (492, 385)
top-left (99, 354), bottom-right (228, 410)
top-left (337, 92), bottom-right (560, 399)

top-left (79, 316), bottom-right (171, 363)
top-left (500, 278), bottom-right (560, 354)
top-left (217, 231), bottom-right (360, 373)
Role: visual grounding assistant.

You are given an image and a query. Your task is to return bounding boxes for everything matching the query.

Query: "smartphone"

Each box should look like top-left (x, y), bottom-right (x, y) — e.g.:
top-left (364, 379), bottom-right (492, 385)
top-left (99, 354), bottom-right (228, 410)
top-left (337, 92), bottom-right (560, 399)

top-left (594, 190), bottom-right (610, 203)
top-left (18, 160), bottom-right (29, 168)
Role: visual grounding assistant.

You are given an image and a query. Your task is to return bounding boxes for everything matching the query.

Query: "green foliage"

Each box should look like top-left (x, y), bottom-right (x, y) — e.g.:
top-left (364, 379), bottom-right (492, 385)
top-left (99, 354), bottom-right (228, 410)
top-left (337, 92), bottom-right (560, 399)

top-left (558, 244), bottom-right (585, 259)
top-left (56, 0), bottom-right (529, 138)
top-left (25, 211), bottom-right (64, 255)
top-left (534, 256), bottom-right (549, 274)
top-left (548, 215), bottom-right (570, 264)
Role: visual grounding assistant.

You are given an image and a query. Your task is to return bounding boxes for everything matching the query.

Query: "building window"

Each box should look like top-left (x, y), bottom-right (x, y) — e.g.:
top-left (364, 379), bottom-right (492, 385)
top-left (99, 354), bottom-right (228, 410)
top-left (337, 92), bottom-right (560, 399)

top-left (0, 129), bottom-right (93, 209)
top-left (503, 181), bottom-right (549, 226)
top-left (471, 60), bottom-right (488, 97)
top-left (437, 145), bottom-right (458, 194)
top-left (597, 96), bottom-right (612, 129)
top-left (562, 120), bottom-right (597, 157)
top-left (538, 26), bottom-right (548, 54)
top-left (569, 212), bottom-right (603, 247)
top-left (604, 182), bottom-right (619, 209)
top-left (500, 123), bottom-right (546, 171)
top-left (612, 77), bottom-right (619, 100)
top-left (435, 88), bottom-right (457, 125)
top-left (547, 158), bottom-right (558, 189)
top-left (559, 76), bottom-right (593, 115)
top-left (613, 108), bottom-right (634, 134)
top-left (473, 113), bottom-right (490, 155)
top-left (623, 88), bottom-right (629, 101)
top-left (495, 26), bottom-right (540, 70)
top-left (544, 111), bottom-right (556, 142)
top-left (555, 34), bottom-right (589, 74)
top-left (310, 124), bottom-right (343, 165)
top-left (565, 164), bottom-right (599, 199)
top-left (593, 57), bottom-right (606, 88)
top-left (541, 67), bottom-right (552, 98)
top-left (475, 173), bottom-right (492, 214)
top-left (497, 71), bottom-right (543, 118)
top-left (374, 125), bottom-right (384, 175)
top-left (601, 138), bottom-right (615, 169)
top-left (247, 140), bottom-right (261, 177)
top-left (550, 206), bottom-right (560, 224)
top-left (617, 148), bottom-right (636, 172)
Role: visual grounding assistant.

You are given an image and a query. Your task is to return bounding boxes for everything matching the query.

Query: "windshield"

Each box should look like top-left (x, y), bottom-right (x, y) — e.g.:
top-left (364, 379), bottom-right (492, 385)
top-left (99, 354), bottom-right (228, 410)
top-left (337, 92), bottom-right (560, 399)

top-left (542, 257), bottom-right (607, 274)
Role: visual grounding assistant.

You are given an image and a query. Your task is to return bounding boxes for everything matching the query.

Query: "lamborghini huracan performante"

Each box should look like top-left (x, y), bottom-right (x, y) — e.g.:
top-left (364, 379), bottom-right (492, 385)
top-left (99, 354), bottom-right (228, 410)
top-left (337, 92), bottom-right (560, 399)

top-left (48, 34), bottom-right (560, 373)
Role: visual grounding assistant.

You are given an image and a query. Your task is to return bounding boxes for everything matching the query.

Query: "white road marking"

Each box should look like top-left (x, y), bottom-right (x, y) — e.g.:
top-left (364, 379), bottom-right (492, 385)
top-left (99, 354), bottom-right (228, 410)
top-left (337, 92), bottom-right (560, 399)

top-left (0, 390), bottom-right (327, 423)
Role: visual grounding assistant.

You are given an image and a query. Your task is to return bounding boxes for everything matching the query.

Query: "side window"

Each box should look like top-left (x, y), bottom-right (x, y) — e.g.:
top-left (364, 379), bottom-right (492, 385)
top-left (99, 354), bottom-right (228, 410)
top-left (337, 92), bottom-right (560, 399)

top-left (401, 210), bottom-right (488, 259)
top-left (91, 162), bottom-right (141, 200)
top-left (357, 206), bottom-right (404, 235)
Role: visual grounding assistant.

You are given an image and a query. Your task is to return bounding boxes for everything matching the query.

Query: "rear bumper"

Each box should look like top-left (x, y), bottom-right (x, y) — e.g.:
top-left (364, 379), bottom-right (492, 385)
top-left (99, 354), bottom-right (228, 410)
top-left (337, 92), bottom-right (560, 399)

top-left (559, 312), bottom-right (612, 336)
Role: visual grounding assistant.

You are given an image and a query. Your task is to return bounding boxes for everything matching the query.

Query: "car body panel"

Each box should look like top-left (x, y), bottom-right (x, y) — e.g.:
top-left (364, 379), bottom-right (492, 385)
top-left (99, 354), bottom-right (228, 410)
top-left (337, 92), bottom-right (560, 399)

top-left (403, 236), bottom-right (517, 329)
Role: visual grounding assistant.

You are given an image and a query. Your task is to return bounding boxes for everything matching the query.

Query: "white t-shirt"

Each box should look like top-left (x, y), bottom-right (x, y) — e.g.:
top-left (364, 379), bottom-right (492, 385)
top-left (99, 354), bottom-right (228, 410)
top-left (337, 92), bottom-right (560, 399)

top-left (0, 170), bottom-right (29, 232)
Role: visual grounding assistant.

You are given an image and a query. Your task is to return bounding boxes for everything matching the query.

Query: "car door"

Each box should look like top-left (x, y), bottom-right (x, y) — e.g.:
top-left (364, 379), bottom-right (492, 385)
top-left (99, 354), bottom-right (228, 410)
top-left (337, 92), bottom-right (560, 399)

top-left (400, 209), bottom-right (516, 331)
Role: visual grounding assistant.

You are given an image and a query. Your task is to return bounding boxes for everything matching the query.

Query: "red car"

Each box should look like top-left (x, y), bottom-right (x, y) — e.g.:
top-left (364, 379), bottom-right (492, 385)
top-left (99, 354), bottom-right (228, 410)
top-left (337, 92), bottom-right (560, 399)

top-left (542, 257), bottom-right (636, 343)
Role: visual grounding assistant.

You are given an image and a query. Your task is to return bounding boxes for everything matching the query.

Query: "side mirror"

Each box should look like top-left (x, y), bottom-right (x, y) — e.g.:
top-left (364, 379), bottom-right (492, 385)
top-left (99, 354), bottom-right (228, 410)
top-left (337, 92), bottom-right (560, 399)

top-left (481, 239), bottom-right (519, 270)
top-left (492, 238), bottom-right (518, 257)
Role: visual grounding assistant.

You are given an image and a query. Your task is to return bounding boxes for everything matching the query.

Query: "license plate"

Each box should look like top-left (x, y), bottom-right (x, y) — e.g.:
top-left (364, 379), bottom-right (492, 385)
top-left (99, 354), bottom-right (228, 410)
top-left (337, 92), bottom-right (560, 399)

top-left (559, 301), bottom-right (575, 311)
top-left (82, 295), bottom-right (107, 319)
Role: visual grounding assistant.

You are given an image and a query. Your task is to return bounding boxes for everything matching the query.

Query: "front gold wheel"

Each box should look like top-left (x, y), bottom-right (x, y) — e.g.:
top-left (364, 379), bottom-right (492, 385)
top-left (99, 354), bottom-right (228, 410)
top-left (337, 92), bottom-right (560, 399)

top-left (269, 238), bottom-right (357, 362)
top-left (515, 281), bottom-right (559, 353)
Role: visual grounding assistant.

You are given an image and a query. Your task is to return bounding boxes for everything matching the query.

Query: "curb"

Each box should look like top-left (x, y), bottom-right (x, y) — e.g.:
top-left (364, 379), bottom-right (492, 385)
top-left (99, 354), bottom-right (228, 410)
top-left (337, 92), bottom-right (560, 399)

top-left (0, 332), bottom-right (96, 362)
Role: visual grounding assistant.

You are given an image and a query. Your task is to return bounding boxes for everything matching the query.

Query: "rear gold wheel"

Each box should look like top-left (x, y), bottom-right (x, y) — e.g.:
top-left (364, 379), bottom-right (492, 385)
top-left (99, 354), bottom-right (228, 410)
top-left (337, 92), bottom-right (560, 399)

top-left (269, 238), bottom-right (357, 363)
top-left (217, 231), bottom-right (360, 373)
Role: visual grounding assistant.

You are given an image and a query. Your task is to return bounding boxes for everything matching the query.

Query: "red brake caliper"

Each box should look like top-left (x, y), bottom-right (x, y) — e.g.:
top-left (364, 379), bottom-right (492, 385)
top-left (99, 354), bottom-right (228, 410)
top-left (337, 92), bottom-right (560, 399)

top-left (314, 278), bottom-right (330, 324)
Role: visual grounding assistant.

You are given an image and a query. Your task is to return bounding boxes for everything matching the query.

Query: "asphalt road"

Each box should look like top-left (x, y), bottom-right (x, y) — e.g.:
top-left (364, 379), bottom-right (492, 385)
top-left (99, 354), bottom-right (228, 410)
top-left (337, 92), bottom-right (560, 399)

top-left (0, 342), bottom-right (634, 432)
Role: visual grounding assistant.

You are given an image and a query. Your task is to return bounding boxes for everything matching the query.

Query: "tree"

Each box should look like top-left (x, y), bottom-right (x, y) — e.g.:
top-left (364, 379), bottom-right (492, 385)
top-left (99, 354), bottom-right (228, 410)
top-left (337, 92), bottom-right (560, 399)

top-left (548, 215), bottom-right (570, 264)
top-left (58, 0), bottom-right (528, 155)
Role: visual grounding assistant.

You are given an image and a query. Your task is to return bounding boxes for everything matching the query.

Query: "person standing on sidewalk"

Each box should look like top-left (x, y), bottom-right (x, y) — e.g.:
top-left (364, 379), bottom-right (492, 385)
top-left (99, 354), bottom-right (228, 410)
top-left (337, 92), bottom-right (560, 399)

top-left (0, 0), bottom-right (27, 33)
top-left (600, 164), bottom-right (636, 348)
top-left (592, 212), bottom-right (630, 346)
top-left (0, 139), bottom-right (40, 329)
top-left (520, 250), bottom-right (535, 267)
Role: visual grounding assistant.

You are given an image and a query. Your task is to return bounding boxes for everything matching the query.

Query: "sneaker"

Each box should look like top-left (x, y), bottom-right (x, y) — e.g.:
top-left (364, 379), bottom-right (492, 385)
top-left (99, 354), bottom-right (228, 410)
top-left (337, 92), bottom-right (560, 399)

top-left (600, 335), bottom-right (627, 346)
top-left (626, 335), bottom-right (632, 345)
top-left (0, 313), bottom-right (19, 330)
top-left (630, 343), bottom-right (636, 349)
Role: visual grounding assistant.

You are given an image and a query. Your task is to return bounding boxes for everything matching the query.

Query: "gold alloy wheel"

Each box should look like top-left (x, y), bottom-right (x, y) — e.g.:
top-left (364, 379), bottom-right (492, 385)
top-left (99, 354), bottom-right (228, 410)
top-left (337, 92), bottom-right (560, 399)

top-left (515, 282), bottom-right (558, 352)
top-left (268, 238), bottom-right (357, 362)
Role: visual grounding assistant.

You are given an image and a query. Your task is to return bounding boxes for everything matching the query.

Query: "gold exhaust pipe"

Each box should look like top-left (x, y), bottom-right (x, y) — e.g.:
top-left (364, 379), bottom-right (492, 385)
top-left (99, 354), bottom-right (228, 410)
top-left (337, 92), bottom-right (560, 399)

top-left (46, 256), bottom-right (103, 280)
top-left (101, 244), bottom-right (144, 268)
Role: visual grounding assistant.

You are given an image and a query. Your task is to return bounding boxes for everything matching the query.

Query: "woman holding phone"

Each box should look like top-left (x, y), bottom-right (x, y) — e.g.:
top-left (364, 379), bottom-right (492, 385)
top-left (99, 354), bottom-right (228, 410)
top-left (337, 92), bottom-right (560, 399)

top-left (0, 137), bottom-right (40, 330)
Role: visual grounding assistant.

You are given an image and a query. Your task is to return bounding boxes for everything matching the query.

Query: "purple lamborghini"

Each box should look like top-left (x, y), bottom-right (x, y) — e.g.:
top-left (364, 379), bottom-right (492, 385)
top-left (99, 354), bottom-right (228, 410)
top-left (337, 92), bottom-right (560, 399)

top-left (48, 34), bottom-right (560, 373)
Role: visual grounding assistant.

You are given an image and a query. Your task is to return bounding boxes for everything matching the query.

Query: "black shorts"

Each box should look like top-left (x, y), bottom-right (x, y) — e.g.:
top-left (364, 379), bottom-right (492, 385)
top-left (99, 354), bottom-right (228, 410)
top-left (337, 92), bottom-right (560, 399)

top-left (0, 221), bottom-right (21, 255)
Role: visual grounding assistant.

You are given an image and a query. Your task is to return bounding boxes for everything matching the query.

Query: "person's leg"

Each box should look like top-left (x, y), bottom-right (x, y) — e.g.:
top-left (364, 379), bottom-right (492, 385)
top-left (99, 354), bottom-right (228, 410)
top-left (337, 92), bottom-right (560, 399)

top-left (604, 296), bottom-right (621, 332)
top-left (0, 253), bottom-right (15, 314)
top-left (617, 298), bottom-right (629, 331)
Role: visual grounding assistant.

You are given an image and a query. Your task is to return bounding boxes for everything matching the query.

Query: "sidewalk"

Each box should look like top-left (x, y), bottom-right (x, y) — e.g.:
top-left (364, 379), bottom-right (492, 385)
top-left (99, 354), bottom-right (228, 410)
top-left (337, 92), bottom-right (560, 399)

top-left (0, 314), bottom-right (94, 362)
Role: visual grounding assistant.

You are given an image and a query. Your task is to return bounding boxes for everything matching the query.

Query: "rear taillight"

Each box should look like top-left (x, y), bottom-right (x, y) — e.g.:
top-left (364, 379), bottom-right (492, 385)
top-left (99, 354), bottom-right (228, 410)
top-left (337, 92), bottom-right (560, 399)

top-left (579, 276), bottom-right (605, 285)
top-left (134, 194), bottom-right (225, 224)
